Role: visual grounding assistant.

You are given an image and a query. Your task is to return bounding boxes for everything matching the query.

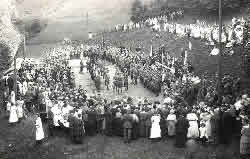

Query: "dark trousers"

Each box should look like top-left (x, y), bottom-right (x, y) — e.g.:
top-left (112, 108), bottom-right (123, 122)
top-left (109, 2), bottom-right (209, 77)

top-left (145, 126), bottom-right (150, 138)
top-left (201, 136), bottom-right (207, 145)
top-left (48, 123), bottom-right (54, 137)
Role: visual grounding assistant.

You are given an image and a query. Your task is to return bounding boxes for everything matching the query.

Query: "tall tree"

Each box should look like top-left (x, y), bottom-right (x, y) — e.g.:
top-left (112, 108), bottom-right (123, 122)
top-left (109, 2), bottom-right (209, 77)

top-left (0, 0), bottom-right (21, 75)
top-left (130, 0), bottom-right (144, 23)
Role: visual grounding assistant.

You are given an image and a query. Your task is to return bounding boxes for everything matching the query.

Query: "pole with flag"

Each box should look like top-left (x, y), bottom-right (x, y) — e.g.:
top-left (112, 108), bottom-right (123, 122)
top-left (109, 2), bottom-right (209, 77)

top-left (150, 45), bottom-right (153, 57)
top-left (23, 35), bottom-right (26, 59)
top-left (188, 40), bottom-right (192, 51)
top-left (217, 0), bottom-right (223, 105)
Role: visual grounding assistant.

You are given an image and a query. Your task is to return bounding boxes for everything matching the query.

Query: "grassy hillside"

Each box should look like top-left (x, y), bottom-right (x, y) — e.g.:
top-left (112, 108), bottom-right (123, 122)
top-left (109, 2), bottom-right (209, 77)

top-left (88, 26), bottom-right (249, 88)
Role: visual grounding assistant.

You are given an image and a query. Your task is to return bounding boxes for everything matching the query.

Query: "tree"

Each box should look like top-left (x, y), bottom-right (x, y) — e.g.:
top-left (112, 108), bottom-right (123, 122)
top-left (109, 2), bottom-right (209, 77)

top-left (0, 43), bottom-right (11, 78)
top-left (130, 0), bottom-right (144, 23)
top-left (0, 0), bottom-right (21, 75)
top-left (22, 19), bottom-right (48, 39)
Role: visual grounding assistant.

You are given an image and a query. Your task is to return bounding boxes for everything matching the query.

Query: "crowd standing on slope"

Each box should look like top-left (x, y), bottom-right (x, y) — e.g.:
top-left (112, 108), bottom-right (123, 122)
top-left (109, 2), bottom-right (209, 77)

top-left (1, 40), bottom-right (250, 158)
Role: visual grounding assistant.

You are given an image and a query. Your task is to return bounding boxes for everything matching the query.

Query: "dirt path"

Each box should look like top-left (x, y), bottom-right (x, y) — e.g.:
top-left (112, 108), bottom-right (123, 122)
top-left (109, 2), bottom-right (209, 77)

top-left (69, 59), bottom-right (162, 102)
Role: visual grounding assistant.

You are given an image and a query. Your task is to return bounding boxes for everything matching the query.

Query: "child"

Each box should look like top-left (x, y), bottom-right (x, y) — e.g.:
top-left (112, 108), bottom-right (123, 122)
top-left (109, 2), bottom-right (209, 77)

top-left (199, 123), bottom-right (208, 145)
top-left (35, 113), bottom-right (45, 145)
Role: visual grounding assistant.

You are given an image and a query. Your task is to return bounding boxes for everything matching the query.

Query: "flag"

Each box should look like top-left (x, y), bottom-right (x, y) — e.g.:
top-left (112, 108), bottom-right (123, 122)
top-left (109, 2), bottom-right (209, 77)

top-left (184, 50), bottom-right (188, 66)
top-left (188, 41), bottom-right (192, 50)
top-left (172, 57), bottom-right (175, 66)
top-left (150, 45), bottom-right (153, 57)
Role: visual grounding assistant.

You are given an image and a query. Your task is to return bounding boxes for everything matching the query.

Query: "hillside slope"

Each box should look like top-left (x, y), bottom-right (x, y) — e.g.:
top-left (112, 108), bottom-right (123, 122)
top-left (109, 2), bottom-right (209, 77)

top-left (89, 26), bottom-right (249, 88)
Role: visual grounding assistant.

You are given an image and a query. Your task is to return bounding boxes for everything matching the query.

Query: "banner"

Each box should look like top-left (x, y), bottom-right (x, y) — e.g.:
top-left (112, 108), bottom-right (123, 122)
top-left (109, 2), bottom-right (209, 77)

top-left (189, 41), bottom-right (192, 50)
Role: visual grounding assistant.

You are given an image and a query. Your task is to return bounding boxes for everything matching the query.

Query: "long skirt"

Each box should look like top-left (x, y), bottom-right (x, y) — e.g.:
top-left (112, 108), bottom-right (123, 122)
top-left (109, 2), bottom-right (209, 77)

top-left (72, 122), bottom-right (84, 144)
top-left (150, 124), bottom-right (161, 139)
top-left (139, 121), bottom-right (146, 137)
top-left (36, 126), bottom-right (45, 141)
top-left (187, 121), bottom-right (199, 138)
top-left (175, 132), bottom-right (187, 147)
top-left (112, 118), bottom-right (123, 137)
top-left (167, 120), bottom-right (176, 136)
top-left (240, 136), bottom-right (250, 155)
top-left (9, 107), bottom-right (18, 123)
top-left (206, 120), bottom-right (212, 141)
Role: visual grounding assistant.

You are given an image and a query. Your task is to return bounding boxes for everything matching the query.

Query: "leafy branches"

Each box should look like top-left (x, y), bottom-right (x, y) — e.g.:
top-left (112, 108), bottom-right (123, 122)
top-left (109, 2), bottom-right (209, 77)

top-left (0, 43), bottom-right (11, 77)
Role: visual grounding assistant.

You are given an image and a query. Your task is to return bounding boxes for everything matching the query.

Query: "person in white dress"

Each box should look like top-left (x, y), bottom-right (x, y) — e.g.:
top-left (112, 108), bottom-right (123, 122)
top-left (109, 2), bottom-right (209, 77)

top-left (186, 110), bottom-right (200, 139)
top-left (22, 80), bottom-right (28, 95)
top-left (10, 91), bottom-right (15, 105)
top-left (9, 103), bottom-right (19, 125)
top-left (150, 113), bottom-right (161, 141)
top-left (6, 101), bottom-right (11, 114)
top-left (51, 103), bottom-right (62, 127)
top-left (35, 114), bottom-right (45, 144)
top-left (16, 100), bottom-right (24, 121)
top-left (166, 109), bottom-right (177, 136)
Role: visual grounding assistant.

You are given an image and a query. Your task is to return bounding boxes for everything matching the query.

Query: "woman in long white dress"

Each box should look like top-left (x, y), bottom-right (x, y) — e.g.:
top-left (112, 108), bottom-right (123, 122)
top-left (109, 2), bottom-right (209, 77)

top-left (9, 103), bottom-right (18, 125)
top-left (35, 114), bottom-right (45, 144)
top-left (186, 111), bottom-right (199, 139)
top-left (16, 100), bottom-right (24, 121)
top-left (150, 113), bottom-right (161, 141)
top-left (22, 80), bottom-right (28, 95)
top-left (166, 109), bottom-right (177, 136)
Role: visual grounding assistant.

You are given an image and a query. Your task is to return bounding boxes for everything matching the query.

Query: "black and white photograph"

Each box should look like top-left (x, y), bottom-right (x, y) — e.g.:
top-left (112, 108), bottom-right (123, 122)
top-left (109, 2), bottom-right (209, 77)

top-left (0, 0), bottom-right (250, 158)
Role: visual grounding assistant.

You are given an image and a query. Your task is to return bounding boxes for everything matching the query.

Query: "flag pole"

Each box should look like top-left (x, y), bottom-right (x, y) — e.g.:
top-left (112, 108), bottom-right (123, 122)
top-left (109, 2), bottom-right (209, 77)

top-left (23, 35), bottom-right (26, 59)
top-left (217, 0), bottom-right (223, 105)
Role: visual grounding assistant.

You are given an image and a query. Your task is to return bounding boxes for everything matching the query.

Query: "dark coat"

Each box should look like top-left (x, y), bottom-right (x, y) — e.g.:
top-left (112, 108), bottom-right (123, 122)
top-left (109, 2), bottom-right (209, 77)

top-left (210, 113), bottom-right (220, 145)
top-left (175, 116), bottom-right (189, 147)
top-left (123, 114), bottom-right (133, 129)
top-left (72, 118), bottom-right (84, 143)
top-left (221, 111), bottom-right (233, 144)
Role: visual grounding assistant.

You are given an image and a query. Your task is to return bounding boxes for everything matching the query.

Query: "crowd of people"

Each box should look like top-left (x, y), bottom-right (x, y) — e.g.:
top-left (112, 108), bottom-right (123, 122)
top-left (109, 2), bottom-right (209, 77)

top-left (0, 26), bottom-right (250, 158)
top-left (114, 9), bottom-right (184, 32)
top-left (112, 14), bottom-right (247, 54)
top-left (77, 44), bottom-right (250, 157)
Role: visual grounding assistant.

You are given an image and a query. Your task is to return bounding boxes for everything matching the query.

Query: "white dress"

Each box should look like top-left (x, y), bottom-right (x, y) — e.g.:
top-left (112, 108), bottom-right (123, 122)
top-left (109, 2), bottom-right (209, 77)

top-left (187, 113), bottom-right (199, 138)
top-left (16, 100), bottom-right (24, 119)
top-left (150, 115), bottom-right (161, 139)
top-left (51, 106), bottom-right (61, 127)
top-left (35, 117), bottom-right (45, 141)
top-left (10, 91), bottom-right (15, 104)
top-left (9, 105), bottom-right (18, 123)
top-left (22, 81), bottom-right (28, 95)
top-left (6, 101), bottom-right (11, 112)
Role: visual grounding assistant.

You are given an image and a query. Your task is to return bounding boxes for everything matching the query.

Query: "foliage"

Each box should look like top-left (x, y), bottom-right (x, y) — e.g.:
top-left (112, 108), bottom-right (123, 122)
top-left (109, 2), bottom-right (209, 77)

top-left (0, 43), bottom-right (11, 77)
top-left (23, 19), bottom-right (48, 39)
top-left (0, 0), bottom-right (20, 75)
top-left (130, 0), bottom-right (147, 23)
